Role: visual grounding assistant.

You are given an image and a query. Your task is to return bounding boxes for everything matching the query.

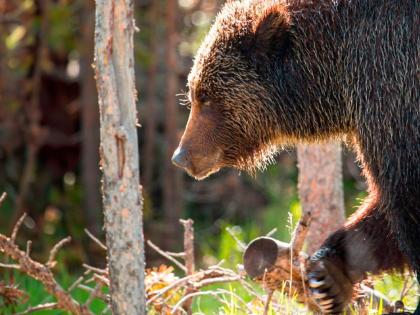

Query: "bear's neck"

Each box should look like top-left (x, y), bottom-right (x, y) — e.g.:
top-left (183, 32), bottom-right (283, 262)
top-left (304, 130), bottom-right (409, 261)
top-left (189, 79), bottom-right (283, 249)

top-left (270, 0), bottom-right (359, 143)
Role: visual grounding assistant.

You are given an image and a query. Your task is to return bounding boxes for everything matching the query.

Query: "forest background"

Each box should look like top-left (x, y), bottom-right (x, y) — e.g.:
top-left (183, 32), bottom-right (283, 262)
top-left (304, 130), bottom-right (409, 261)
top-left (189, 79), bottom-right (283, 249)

top-left (0, 0), bottom-right (405, 313)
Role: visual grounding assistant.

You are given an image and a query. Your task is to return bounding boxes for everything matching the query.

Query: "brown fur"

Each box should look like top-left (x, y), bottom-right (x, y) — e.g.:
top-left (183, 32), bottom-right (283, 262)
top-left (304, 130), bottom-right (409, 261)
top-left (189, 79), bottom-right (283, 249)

top-left (174, 0), bottom-right (419, 313)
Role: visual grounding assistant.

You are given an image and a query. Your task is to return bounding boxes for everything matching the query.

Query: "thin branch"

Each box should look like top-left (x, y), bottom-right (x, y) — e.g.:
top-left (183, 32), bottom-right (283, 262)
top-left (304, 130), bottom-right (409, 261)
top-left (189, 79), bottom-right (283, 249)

top-left (93, 274), bottom-right (110, 287)
top-left (266, 228), bottom-right (277, 237)
top-left (165, 251), bottom-right (186, 258)
top-left (147, 268), bottom-right (240, 306)
top-left (226, 227), bottom-right (246, 251)
top-left (78, 284), bottom-right (108, 302)
top-left (68, 276), bottom-right (86, 292)
top-left (84, 229), bottom-right (107, 251)
top-left (85, 283), bottom-right (103, 307)
top-left (0, 262), bottom-right (20, 269)
top-left (14, 302), bottom-right (58, 315)
top-left (263, 290), bottom-right (274, 315)
top-left (82, 263), bottom-right (108, 275)
top-left (47, 236), bottom-right (72, 268)
top-left (11, 213), bottom-right (27, 243)
top-left (0, 192), bottom-right (7, 207)
top-left (171, 290), bottom-right (227, 314)
top-left (147, 240), bottom-right (186, 272)
top-left (26, 240), bottom-right (32, 256)
top-left (193, 275), bottom-right (241, 288)
top-left (101, 305), bottom-right (111, 315)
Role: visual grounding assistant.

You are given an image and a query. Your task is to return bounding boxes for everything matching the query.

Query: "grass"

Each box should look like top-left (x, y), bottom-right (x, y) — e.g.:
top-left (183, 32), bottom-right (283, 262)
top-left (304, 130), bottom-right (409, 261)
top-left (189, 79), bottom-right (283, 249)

top-left (2, 261), bottom-right (417, 315)
top-left (1, 207), bottom-right (418, 314)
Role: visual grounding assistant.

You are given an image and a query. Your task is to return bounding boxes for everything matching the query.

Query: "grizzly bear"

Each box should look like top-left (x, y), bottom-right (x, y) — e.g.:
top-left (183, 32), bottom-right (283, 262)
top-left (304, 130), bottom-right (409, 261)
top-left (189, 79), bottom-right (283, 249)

top-left (172, 0), bottom-right (419, 314)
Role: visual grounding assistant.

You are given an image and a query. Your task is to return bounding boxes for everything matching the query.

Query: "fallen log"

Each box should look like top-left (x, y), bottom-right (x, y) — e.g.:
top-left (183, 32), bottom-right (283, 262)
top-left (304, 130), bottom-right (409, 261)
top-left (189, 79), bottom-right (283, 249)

top-left (243, 213), bottom-right (394, 313)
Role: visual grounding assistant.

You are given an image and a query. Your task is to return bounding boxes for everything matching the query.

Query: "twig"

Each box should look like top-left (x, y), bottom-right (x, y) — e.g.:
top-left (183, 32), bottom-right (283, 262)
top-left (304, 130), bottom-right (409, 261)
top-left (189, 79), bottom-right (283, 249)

top-left (193, 275), bottom-right (241, 288)
top-left (147, 268), bottom-right (233, 306)
top-left (26, 240), bottom-right (32, 256)
top-left (266, 228), bottom-right (277, 237)
top-left (171, 290), bottom-right (231, 314)
top-left (85, 283), bottom-right (103, 307)
top-left (84, 229), bottom-right (107, 251)
top-left (290, 212), bottom-right (311, 256)
top-left (47, 236), bottom-right (72, 268)
top-left (14, 302), bottom-right (58, 315)
top-left (0, 262), bottom-right (20, 269)
top-left (68, 276), bottom-right (85, 292)
top-left (11, 213), bottom-right (27, 243)
top-left (263, 290), bottom-right (274, 315)
top-left (93, 273), bottom-right (110, 287)
top-left (101, 305), bottom-right (111, 315)
top-left (400, 274), bottom-right (416, 300)
top-left (147, 240), bottom-right (186, 272)
top-left (77, 284), bottom-right (109, 302)
top-left (166, 251), bottom-right (186, 258)
top-left (82, 263), bottom-right (108, 275)
top-left (226, 227), bottom-right (246, 251)
top-left (0, 192), bottom-right (7, 207)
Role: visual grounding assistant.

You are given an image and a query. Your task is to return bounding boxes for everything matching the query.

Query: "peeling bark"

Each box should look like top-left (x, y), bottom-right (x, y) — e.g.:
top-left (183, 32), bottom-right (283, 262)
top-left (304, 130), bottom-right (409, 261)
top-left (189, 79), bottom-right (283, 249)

top-left (94, 0), bottom-right (145, 313)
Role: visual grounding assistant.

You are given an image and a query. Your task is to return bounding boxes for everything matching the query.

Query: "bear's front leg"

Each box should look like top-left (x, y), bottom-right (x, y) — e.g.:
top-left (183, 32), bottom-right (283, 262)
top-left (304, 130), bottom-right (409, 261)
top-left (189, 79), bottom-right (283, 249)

top-left (307, 204), bottom-right (406, 314)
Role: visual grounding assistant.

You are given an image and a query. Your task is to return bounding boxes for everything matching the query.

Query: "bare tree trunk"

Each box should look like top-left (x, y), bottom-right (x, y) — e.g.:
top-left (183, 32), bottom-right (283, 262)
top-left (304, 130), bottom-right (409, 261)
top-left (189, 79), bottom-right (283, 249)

top-left (81, 0), bottom-right (101, 235)
top-left (297, 142), bottom-right (345, 255)
top-left (142, 0), bottom-right (158, 193)
top-left (163, 0), bottom-right (182, 247)
top-left (94, 0), bottom-right (145, 314)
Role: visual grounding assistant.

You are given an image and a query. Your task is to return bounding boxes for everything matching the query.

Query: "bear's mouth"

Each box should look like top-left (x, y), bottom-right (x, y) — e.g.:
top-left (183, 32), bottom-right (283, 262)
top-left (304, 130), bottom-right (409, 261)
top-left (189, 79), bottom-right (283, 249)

top-left (172, 146), bottom-right (224, 180)
top-left (187, 166), bottom-right (221, 180)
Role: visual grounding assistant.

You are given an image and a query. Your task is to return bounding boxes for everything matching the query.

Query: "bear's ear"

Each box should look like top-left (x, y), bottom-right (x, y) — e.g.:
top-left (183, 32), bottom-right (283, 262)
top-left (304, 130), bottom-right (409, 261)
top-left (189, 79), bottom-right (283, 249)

top-left (252, 5), bottom-right (291, 61)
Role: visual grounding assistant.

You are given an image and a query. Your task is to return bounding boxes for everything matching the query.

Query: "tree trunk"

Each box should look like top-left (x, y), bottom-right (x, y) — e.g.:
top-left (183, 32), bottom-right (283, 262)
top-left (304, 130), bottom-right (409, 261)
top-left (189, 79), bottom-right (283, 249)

top-left (297, 142), bottom-right (345, 255)
top-left (163, 0), bottom-right (182, 247)
top-left (94, 0), bottom-right (145, 314)
top-left (81, 0), bottom-right (101, 235)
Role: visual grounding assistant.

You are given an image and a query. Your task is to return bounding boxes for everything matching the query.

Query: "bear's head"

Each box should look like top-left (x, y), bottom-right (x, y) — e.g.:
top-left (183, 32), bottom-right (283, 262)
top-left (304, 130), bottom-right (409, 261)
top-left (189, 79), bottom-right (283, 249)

top-left (172, 1), bottom-right (291, 180)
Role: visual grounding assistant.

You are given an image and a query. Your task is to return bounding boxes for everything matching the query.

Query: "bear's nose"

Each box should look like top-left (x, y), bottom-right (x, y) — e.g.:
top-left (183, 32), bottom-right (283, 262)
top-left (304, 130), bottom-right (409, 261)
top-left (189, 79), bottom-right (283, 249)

top-left (172, 147), bottom-right (189, 169)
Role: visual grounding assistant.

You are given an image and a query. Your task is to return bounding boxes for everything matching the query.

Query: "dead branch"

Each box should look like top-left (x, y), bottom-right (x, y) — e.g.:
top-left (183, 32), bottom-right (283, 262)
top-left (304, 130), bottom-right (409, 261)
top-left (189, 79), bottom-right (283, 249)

top-left (14, 302), bottom-right (58, 315)
top-left (84, 229), bottom-right (107, 251)
top-left (11, 213), bottom-right (27, 243)
top-left (263, 290), bottom-right (274, 315)
top-left (0, 262), bottom-right (20, 269)
top-left (147, 240), bottom-right (187, 272)
top-left (25, 240), bottom-right (32, 256)
top-left (0, 192), bottom-right (7, 207)
top-left (0, 234), bottom-right (92, 315)
top-left (83, 263), bottom-right (108, 276)
top-left (226, 226), bottom-right (246, 251)
top-left (77, 284), bottom-right (109, 303)
top-left (47, 236), bottom-right (72, 268)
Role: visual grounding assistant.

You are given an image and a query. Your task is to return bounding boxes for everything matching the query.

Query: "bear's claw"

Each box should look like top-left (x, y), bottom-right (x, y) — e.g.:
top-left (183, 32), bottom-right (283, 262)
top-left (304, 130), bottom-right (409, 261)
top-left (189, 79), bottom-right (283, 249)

top-left (308, 260), bottom-right (353, 314)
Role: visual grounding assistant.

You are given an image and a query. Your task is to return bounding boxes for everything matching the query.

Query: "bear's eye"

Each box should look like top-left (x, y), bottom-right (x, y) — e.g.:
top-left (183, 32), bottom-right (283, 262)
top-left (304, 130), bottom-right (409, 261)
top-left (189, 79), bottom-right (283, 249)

top-left (197, 92), bottom-right (210, 105)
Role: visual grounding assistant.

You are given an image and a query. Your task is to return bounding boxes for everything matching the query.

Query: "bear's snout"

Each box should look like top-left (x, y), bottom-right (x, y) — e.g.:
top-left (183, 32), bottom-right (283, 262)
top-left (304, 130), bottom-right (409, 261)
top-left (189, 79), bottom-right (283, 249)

top-left (172, 144), bottom-right (222, 180)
